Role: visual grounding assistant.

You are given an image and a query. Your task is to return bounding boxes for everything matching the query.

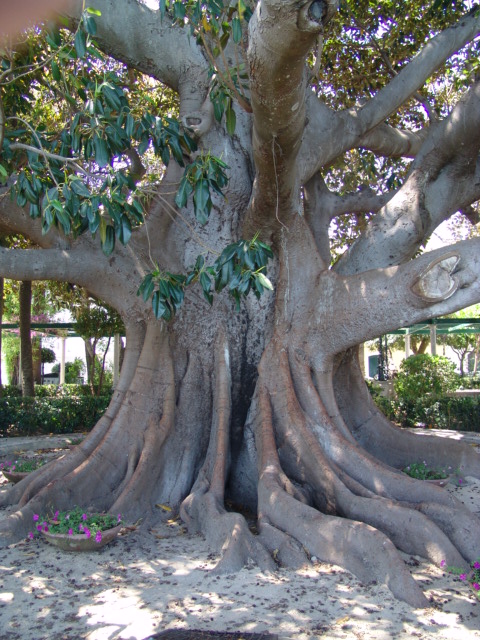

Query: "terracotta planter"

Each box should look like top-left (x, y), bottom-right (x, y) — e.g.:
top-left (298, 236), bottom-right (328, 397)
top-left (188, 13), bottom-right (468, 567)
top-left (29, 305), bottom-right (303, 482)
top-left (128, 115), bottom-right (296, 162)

top-left (2, 470), bottom-right (29, 484)
top-left (41, 524), bottom-right (122, 551)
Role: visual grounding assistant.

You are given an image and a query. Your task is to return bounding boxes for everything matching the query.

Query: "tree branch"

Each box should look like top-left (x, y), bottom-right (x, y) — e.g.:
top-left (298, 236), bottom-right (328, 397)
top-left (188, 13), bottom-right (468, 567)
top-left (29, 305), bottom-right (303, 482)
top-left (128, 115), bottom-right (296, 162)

top-left (354, 8), bottom-right (480, 135)
top-left (63, 0), bottom-right (210, 113)
top-left (312, 240), bottom-right (480, 357)
top-left (336, 82), bottom-right (480, 276)
top-left (358, 124), bottom-right (428, 158)
top-left (304, 172), bottom-right (393, 262)
top-left (0, 188), bottom-right (69, 248)
top-left (299, 8), bottom-right (480, 180)
top-left (244, 0), bottom-right (339, 235)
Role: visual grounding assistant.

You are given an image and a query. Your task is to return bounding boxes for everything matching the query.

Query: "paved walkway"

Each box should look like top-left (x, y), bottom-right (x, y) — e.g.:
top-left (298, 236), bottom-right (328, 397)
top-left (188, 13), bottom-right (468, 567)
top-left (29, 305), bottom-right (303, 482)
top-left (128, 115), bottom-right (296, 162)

top-left (0, 428), bottom-right (479, 458)
top-left (0, 433), bottom-right (84, 456)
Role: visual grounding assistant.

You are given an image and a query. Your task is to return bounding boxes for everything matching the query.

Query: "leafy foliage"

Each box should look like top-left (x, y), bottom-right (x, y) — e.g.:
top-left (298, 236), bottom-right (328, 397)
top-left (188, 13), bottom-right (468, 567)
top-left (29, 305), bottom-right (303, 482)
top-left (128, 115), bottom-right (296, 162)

top-left (0, 10), bottom-right (203, 256)
top-left (175, 153), bottom-right (229, 225)
top-left (160, 0), bottom-right (254, 124)
top-left (138, 234), bottom-right (274, 319)
top-left (393, 354), bottom-right (459, 426)
top-left (0, 395), bottom-right (110, 436)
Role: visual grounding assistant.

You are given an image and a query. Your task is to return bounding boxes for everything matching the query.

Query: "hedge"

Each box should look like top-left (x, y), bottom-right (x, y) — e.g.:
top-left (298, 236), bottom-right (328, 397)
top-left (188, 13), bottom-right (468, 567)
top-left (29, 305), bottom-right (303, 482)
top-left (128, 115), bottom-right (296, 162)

top-left (0, 396), bottom-right (110, 436)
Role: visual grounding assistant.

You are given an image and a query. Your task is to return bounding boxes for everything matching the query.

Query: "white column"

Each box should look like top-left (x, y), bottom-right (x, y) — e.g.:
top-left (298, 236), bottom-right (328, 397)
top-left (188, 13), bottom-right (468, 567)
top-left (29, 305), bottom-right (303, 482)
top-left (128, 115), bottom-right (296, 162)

top-left (60, 336), bottom-right (66, 384)
top-left (113, 333), bottom-right (120, 388)
top-left (405, 333), bottom-right (411, 359)
top-left (430, 325), bottom-right (437, 356)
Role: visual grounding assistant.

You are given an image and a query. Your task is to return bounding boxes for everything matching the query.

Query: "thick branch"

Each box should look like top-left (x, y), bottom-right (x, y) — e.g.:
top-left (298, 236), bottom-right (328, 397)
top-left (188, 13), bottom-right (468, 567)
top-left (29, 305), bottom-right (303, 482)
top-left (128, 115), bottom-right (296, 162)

top-left (358, 123), bottom-right (428, 158)
top-left (0, 189), bottom-right (69, 248)
top-left (63, 0), bottom-right (210, 114)
top-left (0, 244), bottom-right (146, 321)
top-left (304, 173), bottom-right (392, 262)
top-left (245, 0), bottom-right (338, 234)
top-left (354, 8), bottom-right (480, 135)
top-left (299, 8), bottom-right (480, 180)
top-left (336, 83), bottom-right (480, 275)
top-left (320, 241), bottom-right (480, 354)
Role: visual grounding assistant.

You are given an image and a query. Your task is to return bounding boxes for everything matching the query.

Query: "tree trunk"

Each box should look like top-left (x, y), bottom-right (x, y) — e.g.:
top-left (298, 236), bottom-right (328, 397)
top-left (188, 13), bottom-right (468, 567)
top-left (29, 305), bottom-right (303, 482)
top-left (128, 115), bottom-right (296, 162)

top-left (0, 276), bottom-right (3, 395)
top-left (19, 280), bottom-right (34, 397)
top-left (0, 0), bottom-right (479, 611)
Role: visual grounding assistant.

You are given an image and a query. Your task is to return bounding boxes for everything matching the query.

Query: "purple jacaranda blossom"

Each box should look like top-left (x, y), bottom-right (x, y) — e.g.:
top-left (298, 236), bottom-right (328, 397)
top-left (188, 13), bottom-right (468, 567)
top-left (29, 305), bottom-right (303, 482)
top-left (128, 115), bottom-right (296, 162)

top-left (95, 531), bottom-right (102, 543)
top-left (84, 528), bottom-right (91, 539)
top-left (473, 583), bottom-right (480, 591)
top-left (459, 574), bottom-right (467, 581)
top-left (474, 562), bottom-right (480, 570)
top-left (33, 514), bottom-right (39, 521)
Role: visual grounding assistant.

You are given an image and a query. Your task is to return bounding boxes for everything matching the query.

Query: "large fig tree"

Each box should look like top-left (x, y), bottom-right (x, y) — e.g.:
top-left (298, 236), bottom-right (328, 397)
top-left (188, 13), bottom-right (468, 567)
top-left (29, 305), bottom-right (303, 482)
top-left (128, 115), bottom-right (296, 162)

top-left (0, 0), bottom-right (480, 606)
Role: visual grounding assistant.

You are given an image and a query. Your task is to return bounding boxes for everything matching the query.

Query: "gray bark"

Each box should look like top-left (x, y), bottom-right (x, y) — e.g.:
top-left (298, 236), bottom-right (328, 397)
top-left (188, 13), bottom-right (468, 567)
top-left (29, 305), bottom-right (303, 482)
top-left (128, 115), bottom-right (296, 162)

top-left (0, 0), bottom-right (479, 608)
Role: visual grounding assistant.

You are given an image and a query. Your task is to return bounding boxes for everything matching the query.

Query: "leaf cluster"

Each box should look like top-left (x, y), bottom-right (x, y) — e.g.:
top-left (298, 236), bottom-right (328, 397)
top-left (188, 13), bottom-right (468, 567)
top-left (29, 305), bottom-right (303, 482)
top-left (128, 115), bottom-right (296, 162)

top-left (175, 153), bottom-right (228, 225)
top-left (138, 234), bottom-right (274, 320)
top-left (0, 10), bottom-right (226, 257)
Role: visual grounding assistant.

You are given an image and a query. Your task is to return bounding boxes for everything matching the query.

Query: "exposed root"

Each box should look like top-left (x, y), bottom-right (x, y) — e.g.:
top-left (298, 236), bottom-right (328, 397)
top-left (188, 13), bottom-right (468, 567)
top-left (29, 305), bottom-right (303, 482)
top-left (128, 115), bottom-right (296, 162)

top-left (334, 348), bottom-right (480, 477)
top-left (248, 333), bottom-right (480, 604)
top-left (0, 323), bottom-right (180, 544)
top-left (253, 381), bottom-right (428, 607)
top-left (180, 333), bottom-right (275, 573)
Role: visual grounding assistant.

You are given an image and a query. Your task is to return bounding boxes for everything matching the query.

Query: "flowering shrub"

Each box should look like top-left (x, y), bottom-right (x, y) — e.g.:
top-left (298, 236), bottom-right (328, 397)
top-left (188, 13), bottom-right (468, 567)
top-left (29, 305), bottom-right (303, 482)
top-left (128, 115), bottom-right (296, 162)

top-left (403, 461), bottom-right (450, 480)
top-left (0, 459), bottom-right (45, 473)
top-left (441, 558), bottom-right (480, 601)
top-left (29, 506), bottom-right (122, 544)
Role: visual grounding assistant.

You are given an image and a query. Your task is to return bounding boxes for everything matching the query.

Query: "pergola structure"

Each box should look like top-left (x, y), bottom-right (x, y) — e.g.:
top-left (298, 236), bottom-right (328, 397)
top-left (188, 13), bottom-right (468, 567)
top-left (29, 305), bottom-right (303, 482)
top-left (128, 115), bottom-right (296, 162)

top-left (0, 322), bottom-right (123, 386)
top-left (390, 318), bottom-right (480, 357)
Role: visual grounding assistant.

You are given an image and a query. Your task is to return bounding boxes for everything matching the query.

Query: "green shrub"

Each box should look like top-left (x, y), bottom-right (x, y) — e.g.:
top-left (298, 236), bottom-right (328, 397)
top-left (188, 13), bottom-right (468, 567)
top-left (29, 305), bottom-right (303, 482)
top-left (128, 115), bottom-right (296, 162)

top-left (394, 354), bottom-right (459, 427)
top-left (0, 385), bottom-right (22, 398)
top-left (0, 396), bottom-right (110, 436)
top-left (366, 380), bottom-right (397, 420)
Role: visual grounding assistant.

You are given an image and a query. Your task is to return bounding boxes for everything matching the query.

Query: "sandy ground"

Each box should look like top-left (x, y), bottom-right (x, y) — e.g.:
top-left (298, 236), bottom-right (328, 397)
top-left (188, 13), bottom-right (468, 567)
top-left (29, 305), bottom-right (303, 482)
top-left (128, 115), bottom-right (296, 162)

top-left (0, 436), bottom-right (479, 640)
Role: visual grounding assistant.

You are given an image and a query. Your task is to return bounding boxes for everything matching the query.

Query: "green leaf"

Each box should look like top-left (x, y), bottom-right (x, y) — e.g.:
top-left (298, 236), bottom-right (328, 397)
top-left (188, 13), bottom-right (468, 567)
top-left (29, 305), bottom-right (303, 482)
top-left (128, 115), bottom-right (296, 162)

top-left (86, 7), bottom-right (102, 15)
top-left (138, 137), bottom-right (150, 155)
top-left (84, 15), bottom-right (97, 35)
top-left (93, 136), bottom-right (110, 167)
top-left (51, 60), bottom-right (61, 82)
top-left (232, 17), bottom-right (242, 43)
top-left (193, 178), bottom-right (211, 224)
top-left (138, 273), bottom-right (155, 302)
top-left (173, 1), bottom-right (186, 21)
top-left (56, 209), bottom-right (72, 235)
top-left (168, 136), bottom-right (184, 164)
top-left (116, 215), bottom-right (132, 245)
top-left (74, 29), bottom-right (87, 59)
top-left (102, 84), bottom-right (121, 111)
top-left (151, 291), bottom-right (167, 319)
top-left (125, 113), bottom-right (135, 138)
top-left (29, 203), bottom-right (41, 218)
top-left (101, 224), bottom-right (116, 256)
top-left (225, 105), bottom-right (236, 136)
top-left (69, 178), bottom-right (91, 197)
top-left (175, 176), bottom-right (193, 209)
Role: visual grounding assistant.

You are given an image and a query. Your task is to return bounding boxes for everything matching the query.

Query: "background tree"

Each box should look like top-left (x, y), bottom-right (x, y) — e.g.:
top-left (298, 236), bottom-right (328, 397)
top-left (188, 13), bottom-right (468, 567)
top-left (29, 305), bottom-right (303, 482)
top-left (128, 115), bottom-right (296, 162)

top-left (0, 0), bottom-right (479, 607)
top-left (18, 280), bottom-right (34, 396)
